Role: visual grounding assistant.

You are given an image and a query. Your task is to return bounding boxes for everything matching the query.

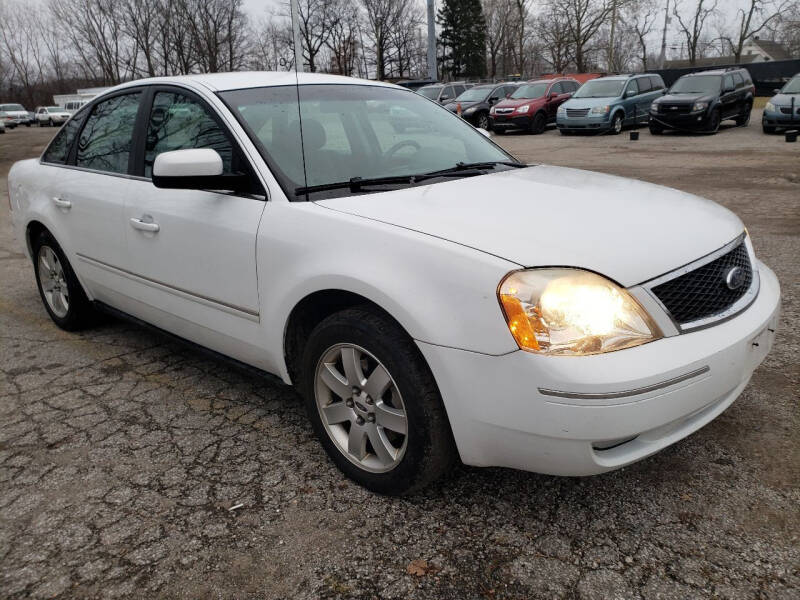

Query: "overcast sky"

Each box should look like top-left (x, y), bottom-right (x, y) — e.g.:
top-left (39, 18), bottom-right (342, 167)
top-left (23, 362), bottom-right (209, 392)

top-left (241, 0), bottom-right (783, 57)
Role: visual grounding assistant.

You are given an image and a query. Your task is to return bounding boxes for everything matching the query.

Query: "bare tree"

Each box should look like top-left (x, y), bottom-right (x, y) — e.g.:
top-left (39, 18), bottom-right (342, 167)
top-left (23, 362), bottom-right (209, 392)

top-left (361, 0), bottom-right (407, 79)
top-left (672, 0), bottom-right (719, 65)
top-left (551, 0), bottom-right (614, 72)
top-left (537, 6), bottom-right (574, 72)
top-left (325, 3), bottom-right (361, 75)
top-left (627, 0), bottom-right (659, 69)
top-left (722, 0), bottom-right (792, 62)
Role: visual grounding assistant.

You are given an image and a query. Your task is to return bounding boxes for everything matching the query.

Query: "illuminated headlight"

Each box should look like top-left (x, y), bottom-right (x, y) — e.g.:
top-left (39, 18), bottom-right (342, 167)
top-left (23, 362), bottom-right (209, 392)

top-left (765, 102), bottom-right (776, 112)
top-left (590, 105), bottom-right (610, 115)
top-left (498, 269), bottom-right (662, 356)
top-left (692, 102), bottom-right (708, 112)
top-left (516, 105), bottom-right (530, 114)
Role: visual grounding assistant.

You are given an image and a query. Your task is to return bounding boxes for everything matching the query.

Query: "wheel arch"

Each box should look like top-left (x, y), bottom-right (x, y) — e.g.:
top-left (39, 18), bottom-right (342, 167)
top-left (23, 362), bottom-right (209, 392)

top-left (282, 289), bottom-right (420, 387)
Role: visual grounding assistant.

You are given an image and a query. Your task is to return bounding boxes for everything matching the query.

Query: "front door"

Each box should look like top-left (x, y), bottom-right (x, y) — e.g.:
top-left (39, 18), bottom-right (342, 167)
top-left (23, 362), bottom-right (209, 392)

top-left (121, 88), bottom-right (268, 363)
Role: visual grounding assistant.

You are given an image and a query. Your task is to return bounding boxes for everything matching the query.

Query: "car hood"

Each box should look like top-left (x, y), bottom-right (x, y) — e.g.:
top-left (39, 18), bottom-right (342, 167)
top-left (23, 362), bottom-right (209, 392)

top-left (562, 96), bottom-right (621, 109)
top-left (494, 98), bottom-right (543, 110)
top-left (659, 93), bottom-right (712, 104)
top-left (316, 165), bottom-right (743, 287)
top-left (770, 93), bottom-right (800, 106)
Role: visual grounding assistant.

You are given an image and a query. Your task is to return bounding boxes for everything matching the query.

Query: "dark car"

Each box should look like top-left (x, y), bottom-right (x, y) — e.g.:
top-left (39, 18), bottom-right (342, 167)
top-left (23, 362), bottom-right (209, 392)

top-left (649, 68), bottom-right (754, 134)
top-left (490, 78), bottom-right (580, 134)
top-left (762, 73), bottom-right (800, 133)
top-left (443, 83), bottom-right (519, 130)
top-left (416, 82), bottom-right (471, 105)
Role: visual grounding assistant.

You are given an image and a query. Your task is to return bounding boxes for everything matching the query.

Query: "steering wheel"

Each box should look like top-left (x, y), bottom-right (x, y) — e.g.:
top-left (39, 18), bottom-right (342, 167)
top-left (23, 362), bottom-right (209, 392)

top-left (384, 139), bottom-right (421, 161)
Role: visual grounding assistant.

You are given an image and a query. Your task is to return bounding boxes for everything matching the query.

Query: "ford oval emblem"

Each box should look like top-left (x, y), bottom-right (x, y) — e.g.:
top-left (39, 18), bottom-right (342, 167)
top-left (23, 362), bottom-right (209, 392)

top-left (725, 266), bottom-right (746, 290)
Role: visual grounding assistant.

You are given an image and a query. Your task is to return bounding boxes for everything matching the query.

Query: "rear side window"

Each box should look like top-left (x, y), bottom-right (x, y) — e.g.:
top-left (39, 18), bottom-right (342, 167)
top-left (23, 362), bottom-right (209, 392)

top-left (637, 77), bottom-right (652, 93)
top-left (741, 71), bottom-right (752, 84)
top-left (650, 76), bottom-right (665, 90)
top-left (723, 74), bottom-right (734, 90)
top-left (76, 93), bottom-right (141, 174)
top-left (625, 79), bottom-right (639, 96)
top-left (733, 72), bottom-right (744, 87)
top-left (144, 91), bottom-right (232, 178)
top-left (42, 116), bottom-right (82, 164)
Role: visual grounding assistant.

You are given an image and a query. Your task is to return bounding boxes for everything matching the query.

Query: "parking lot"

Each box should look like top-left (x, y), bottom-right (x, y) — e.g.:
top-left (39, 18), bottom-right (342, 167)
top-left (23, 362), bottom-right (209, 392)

top-left (0, 116), bottom-right (797, 599)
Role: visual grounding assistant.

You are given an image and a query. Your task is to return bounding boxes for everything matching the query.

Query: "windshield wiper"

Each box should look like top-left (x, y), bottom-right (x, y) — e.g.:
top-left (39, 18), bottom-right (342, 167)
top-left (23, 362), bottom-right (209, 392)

top-left (295, 161), bottom-right (526, 197)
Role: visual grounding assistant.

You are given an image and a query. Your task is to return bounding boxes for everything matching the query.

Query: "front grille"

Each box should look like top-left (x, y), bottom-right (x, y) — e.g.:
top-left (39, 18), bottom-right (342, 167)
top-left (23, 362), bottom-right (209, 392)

top-left (779, 106), bottom-right (799, 115)
top-left (566, 108), bottom-right (590, 118)
top-left (494, 108), bottom-right (514, 115)
top-left (651, 241), bottom-right (752, 325)
top-left (660, 103), bottom-right (691, 114)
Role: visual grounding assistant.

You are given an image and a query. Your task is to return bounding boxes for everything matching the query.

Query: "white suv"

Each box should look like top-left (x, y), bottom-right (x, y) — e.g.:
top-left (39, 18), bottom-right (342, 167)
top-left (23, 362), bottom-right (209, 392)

top-left (7, 73), bottom-right (780, 494)
top-left (35, 106), bottom-right (72, 126)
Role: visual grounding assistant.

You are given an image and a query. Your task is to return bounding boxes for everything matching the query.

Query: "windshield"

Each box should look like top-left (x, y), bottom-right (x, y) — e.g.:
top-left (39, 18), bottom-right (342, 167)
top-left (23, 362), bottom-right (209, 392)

top-left (417, 86), bottom-right (442, 100)
top-left (669, 75), bottom-right (721, 94)
top-left (782, 76), bottom-right (800, 94)
top-left (573, 79), bottom-right (626, 99)
top-left (222, 84), bottom-right (515, 199)
top-left (511, 83), bottom-right (549, 99)
top-left (1, 104), bottom-right (25, 111)
top-left (455, 87), bottom-right (492, 102)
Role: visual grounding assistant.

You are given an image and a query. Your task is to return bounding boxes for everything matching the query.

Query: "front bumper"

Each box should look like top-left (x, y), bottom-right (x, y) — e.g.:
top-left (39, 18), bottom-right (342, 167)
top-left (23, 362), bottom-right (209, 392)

top-left (556, 114), bottom-right (611, 131)
top-left (762, 108), bottom-right (800, 128)
top-left (418, 261), bottom-right (780, 476)
top-left (490, 114), bottom-right (531, 131)
top-left (650, 109), bottom-right (709, 130)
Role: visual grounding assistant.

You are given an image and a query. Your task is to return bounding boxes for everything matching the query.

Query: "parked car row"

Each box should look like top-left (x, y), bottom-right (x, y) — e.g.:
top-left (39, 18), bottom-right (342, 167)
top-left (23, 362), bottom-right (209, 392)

top-left (418, 68), bottom-right (799, 138)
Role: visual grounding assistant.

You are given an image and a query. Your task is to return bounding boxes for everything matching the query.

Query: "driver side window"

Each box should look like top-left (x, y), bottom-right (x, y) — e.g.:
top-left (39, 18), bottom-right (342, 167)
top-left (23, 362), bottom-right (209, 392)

top-left (625, 80), bottom-right (639, 96)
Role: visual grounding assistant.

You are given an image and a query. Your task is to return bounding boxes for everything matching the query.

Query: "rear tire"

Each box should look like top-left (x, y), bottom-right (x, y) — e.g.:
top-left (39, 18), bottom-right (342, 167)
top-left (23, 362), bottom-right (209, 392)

top-left (707, 109), bottom-right (721, 134)
top-left (530, 112), bottom-right (546, 134)
top-left (299, 306), bottom-right (456, 495)
top-left (736, 104), bottom-right (752, 127)
top-left (763, 124), bottom-right (777, 134)
top-left (649, 122), bottom-right (664, 135)
top-left (559, 129), bottom-right (571, 136)
top-left (32, 230), bottom-right (96, 331)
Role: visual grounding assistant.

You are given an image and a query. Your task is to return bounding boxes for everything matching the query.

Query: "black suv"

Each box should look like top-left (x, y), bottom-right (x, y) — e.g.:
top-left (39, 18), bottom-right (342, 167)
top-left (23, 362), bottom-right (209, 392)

top-left (649, 68), bottom-right (754, 134)
top-left (443, 83), bottom-right (519, 130)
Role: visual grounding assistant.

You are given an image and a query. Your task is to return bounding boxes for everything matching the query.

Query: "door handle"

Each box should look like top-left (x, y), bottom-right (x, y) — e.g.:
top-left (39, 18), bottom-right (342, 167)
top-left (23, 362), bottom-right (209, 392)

top-left (129, 217), bottom-right (160, 233)
top-left (52, 197), bottom-right (71, 209)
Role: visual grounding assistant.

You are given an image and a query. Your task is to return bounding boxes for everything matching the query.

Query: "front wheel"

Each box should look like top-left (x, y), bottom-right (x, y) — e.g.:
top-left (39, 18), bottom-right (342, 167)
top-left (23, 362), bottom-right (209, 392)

top-left (300, 306), bottom-right (456, 495)
top-left (32, 231), bottom-right (96, 330)
top-left (707, 109), bottom-right (721, 134)
top-left (476, 112), bottom-right (489, 130)
top-left (649, 122), bottom-right (664, 135)
top-left (610, 112), bottom-right (624, 135)
top-left (763, 124), bottom-right (777, 134)
top-left (530, 112), bottom-right (546, 134)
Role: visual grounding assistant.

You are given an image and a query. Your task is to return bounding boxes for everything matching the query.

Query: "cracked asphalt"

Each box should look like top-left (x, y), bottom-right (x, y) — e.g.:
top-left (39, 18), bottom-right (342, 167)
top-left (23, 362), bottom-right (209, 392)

top-left (1, 118), bottom-right (798, 599)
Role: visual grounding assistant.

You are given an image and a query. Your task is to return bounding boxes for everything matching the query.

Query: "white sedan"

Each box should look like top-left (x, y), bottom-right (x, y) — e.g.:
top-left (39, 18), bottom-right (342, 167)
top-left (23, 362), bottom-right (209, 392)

top-left (8, 73), bottom-right (780, 494)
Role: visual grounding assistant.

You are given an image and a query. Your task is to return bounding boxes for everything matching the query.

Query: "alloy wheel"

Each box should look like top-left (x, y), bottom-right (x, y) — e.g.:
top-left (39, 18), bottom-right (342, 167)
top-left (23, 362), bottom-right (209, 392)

top-left (37, 246), bottom-right (69, 318)
top-left (314, 343), bottom-right (408, 473)
top-left (612, 114), bottom-right (623, 134)
top-left (477, 113), bottom-right (489, 130)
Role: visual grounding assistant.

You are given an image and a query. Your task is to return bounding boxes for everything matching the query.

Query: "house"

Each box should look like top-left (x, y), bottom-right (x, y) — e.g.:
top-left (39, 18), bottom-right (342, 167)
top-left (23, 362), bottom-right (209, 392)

top-left (741, 37), bottom-right (792, 62)
top-left (52, 87), bottom-right (110, 109)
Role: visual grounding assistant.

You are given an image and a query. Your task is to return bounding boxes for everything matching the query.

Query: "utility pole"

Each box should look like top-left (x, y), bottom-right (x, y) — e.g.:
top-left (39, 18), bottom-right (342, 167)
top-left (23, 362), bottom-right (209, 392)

top-left (290, 0), bottom-right (304, 73)
top-left (426, 0), bottom-right (437, 82)
top-left (658, 0), bottom-right (670, 69)
top-left (608, 0), bottom-right (617, 72)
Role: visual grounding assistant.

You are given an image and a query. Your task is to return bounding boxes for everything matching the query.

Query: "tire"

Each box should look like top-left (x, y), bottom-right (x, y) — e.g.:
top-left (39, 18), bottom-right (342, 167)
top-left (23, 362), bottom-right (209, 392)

top-left (610, 112), bottom-right (624, 135)
top-left (649, 122), bottom-right (664, 135)
top-left (763, 124), bottom-right (777, 134)
top-left (299, 306), bottom-right (456, 495)
top-left (38, 120), bottom-right (45, 127)
top-left (736, 104), bottom-right (752, 127)
top-left (530, 112), bottom-right (546, 134)
top-left (48, 118), bottom-right (54, 127)
top-left (707, 109), bottom-right (721, 134)
top-left (32, 230), bottom-right (96, 331)
top-left (559, 129), bottom-right (572, 136)
top-left (476, 112), bottom-right (489, 130)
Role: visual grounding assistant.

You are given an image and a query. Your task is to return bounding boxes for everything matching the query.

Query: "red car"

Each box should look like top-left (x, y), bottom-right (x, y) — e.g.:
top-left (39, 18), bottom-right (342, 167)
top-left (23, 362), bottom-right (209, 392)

top-left (490, 77), bottom-right (581, 134)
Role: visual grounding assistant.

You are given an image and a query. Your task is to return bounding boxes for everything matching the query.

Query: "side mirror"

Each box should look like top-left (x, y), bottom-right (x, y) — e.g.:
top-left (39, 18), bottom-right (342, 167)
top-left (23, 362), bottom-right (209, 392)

top-left (662, 89), bottom-right (667, 95)
top-left (152, 148), bottom-right (248, 193)
top-left (439, 95), bottom-right (450, 103)
top-left (489, 96), bottom-right (499, 104)
top-left (625, 90), bottom-right (636, 98)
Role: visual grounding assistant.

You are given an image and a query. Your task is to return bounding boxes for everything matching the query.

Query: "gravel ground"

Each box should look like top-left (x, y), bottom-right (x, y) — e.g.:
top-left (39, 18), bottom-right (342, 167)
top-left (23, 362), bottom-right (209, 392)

top-left (1, 116), bottom-right (798, 599)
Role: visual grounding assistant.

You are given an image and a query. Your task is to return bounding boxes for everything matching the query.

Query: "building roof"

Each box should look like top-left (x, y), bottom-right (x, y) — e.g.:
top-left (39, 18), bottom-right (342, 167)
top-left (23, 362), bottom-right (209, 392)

top-left (746, 38), bottom-right (792, 60)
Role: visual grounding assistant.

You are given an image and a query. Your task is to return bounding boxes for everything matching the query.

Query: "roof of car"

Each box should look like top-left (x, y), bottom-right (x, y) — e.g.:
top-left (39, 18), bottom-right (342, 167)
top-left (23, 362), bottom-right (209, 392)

top-left (683, 69), bottom-right (742, 77)
top-left (112, 72), bottom-right (400, 94)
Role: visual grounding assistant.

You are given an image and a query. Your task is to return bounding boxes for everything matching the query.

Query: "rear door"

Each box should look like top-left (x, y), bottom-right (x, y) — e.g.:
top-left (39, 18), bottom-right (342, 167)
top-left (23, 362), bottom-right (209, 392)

top-left (545, 82), bottom-right (566, 121)
top-left (622, 79), bottom-right (640, 124)
top-left (121, 86), bottom-right (267, 361)
top-left (50, 91), bottom-right (142, 300)
top-left (635, 77), bottom-right (654, 124)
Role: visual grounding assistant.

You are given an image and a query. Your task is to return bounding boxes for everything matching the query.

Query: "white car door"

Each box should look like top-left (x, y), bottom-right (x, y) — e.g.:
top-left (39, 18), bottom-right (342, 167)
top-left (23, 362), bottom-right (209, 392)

top-left (121, 87), bottom-right (267, 365)
top-left (44, 92), bottom-right (143, 300)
